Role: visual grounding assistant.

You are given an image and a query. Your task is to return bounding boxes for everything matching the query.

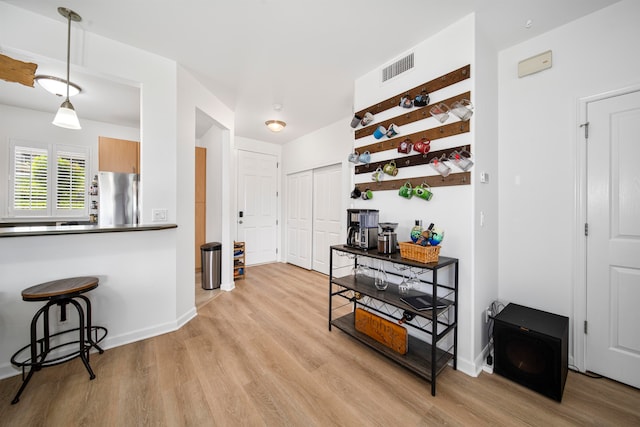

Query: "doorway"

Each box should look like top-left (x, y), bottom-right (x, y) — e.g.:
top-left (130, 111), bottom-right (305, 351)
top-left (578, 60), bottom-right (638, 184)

top-left (237, 150), bottom-right (278, 265)
top-left (576, 87), bottom-right (640, 388)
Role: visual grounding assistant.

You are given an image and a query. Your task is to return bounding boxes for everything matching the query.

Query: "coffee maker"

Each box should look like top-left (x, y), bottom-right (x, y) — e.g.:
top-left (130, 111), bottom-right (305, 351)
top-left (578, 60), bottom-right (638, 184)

top-left (346, 209), bottom-right (379, 250)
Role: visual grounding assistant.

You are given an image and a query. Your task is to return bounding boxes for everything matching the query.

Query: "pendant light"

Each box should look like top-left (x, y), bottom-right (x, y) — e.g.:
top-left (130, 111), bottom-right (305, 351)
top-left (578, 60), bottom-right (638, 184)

top-left (52, 7), bottom-right (82, 130)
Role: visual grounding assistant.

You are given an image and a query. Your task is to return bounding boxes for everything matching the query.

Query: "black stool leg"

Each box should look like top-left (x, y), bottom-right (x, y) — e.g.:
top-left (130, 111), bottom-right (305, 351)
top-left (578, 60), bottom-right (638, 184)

top-left (11, 301), bottom-right (55, 404)
top-left (68, 298), bottom-right (95, 380)
top-left (77, 294), bottom-right (104, 354)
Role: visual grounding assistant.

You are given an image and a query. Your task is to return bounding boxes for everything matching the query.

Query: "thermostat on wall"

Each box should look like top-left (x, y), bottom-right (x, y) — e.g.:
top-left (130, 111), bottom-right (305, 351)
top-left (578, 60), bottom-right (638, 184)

top-left (518, 50), bottom-right (552, 78)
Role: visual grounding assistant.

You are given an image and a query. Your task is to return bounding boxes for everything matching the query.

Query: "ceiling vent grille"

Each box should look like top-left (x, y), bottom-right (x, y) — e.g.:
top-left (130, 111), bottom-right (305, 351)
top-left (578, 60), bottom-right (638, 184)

top-left (382, 53), bottom-right (414, 82)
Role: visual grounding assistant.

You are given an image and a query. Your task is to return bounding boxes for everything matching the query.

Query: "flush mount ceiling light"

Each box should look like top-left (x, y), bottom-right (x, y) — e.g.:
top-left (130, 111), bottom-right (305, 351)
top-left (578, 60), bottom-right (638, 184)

top-left (52, 7), bottom-right (82, 130)
top-left (35, 75), bottom-right (81, 97)
top-left (265, 119), bottom-right (286, 132)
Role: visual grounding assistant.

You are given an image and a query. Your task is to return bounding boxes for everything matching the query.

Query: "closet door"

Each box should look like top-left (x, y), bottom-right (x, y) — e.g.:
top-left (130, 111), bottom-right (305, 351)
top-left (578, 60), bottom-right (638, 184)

top-left (312, 164), bottom-right (342, 275)
top-left (286, 171), bottom-right (312, 269)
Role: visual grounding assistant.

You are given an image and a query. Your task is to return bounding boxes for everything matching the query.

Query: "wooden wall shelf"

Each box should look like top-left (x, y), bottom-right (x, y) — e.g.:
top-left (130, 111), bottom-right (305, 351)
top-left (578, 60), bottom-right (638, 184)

top-left (355, 145), bottom-right (470, 176)
top-left (354, 64), bottom-right (471, 118)
top-left (354, 121), bottom-right (470, 156)
top-left (355, 91), bottom-right (471, 140)
top-left (355, 172), bottom-right (470, 192)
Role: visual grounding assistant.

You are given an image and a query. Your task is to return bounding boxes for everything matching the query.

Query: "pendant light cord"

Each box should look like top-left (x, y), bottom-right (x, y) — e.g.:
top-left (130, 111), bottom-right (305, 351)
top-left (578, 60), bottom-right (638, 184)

top-left (65, 11), bottom-right (71, 101)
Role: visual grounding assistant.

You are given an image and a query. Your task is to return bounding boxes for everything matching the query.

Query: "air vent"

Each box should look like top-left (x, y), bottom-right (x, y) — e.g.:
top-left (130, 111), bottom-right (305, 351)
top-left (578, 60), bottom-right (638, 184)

top-left (382, 53), bottom-right (414, 82)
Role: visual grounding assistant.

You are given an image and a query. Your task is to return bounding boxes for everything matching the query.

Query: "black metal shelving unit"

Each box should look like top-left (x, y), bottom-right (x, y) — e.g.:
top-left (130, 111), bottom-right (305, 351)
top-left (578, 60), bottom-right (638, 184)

top-left (328, 244), bottom-right (458, 396)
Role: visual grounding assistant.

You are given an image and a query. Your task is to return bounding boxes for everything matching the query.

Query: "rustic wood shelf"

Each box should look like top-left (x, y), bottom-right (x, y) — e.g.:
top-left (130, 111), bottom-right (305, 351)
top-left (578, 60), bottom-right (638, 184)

top-left (355, 91), bottom-right (472, 140)
top-left (355, 145), bottom-right (470, 175)
top-left (354, 64), bottom-right (471, 119)
top-left (355, 172), bottom-right (470, 191)
top-left (354, 122), bottom-right (470, 156)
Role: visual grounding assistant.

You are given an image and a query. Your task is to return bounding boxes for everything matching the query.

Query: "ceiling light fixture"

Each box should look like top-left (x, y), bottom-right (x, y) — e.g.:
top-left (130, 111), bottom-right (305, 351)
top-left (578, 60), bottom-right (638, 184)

top-left (265, 119), bottom-right (286, 132)
top-left (35, 75), bottom-right (81, 97)
top-left (52, 7), bottom-right (82, 130)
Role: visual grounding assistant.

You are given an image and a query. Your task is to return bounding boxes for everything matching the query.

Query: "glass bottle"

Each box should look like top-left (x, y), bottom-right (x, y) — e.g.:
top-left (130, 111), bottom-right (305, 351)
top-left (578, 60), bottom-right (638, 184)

top-left (410, 220), bottom-right (423, 243)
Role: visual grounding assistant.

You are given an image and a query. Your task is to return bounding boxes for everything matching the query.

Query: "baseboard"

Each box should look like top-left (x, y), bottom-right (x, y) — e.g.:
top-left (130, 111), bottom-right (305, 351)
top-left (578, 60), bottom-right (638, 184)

top-left (221, 281), bottom-right (235, 292)
top-left (0, 307), bottom-right (199, 381)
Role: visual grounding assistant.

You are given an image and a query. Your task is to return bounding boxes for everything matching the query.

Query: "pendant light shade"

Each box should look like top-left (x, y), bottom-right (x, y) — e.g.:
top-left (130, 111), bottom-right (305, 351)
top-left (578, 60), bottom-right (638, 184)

top-left (52, 99), bottom-right (81, 129)
top-left (52, 7), bottom-right (82, 130)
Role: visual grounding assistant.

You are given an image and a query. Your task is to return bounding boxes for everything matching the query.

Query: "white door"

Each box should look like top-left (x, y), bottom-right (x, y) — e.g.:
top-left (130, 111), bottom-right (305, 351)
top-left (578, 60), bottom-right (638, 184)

top-left (237, 150), bottom-right (278, 265)
top-left (286, 171), bottom-right (312, 269)
top-left (586, 90), bottom-right (640, 388)
top-left (312, 164), bottom-right (342, 275)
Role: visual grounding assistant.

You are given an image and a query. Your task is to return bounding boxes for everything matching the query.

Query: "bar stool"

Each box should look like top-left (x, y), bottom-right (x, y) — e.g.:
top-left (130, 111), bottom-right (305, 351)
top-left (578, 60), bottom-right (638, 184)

top-left (10, 276), bottom-right (107, 404)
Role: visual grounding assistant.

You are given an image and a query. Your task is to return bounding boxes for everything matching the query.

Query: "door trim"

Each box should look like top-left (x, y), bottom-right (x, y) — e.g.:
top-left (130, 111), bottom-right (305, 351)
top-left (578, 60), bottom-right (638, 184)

top-left (573, 83), bottom-right (640, 372)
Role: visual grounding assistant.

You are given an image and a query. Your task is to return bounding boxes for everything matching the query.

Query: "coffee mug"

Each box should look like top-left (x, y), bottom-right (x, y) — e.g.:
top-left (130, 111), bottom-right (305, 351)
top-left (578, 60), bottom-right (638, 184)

top-left (371, 166), bottom-right (384, 182)
top-left (373, 125), bottom-right (387, 139)
top-left (449, 149), bottom-right (474, 171)
top-left (397, 138), bottom-right (412, 154)
top-left (350, 186), bottom-right (361, 199)
top-left (413, 138), bottom-right (431, 154)
top-left (348, 151), bottom-right (360, 163)
top-left (359, 151), bottom-right (371, 164)
top-left (385, 123), bottom-right (399, 138)
top-left (361, 189), bottom-right (373, 200)
top-left (414, 91), bottom-right (430, 107)
top-left (413, 183), bottom-right (433, 201)
top-left (398, 181), bottom-right (413, 199)
top-left (430, 156), bottom-right (451, 177)
top-left (399, 96), bottom-right (413, 108)
top-left (430, 103), bottom-right (450, 123)
top-left (450, 99), bottom-right (474, 121)
top-left (350, 114), bottom-right (362, 128)
top-left (360, 112), bottom-right (374, 126)
top-left (383, 160), bottom-right (398, 176)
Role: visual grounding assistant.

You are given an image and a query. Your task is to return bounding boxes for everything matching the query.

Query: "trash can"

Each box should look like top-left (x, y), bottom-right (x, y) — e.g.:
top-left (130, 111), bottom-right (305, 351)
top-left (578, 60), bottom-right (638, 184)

top-left (201, 242), bottom-right (221, 290)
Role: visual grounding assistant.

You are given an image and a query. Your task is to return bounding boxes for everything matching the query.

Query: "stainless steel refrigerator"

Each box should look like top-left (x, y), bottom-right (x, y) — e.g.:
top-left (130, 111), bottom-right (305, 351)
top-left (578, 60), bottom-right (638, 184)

top-left (98, 172), bottom-right (139, 226)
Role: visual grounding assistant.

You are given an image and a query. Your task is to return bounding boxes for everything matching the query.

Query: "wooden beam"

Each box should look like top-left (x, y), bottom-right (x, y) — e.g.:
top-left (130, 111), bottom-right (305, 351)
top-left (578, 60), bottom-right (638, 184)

top-left (0, 54), bottom-right (38, 87)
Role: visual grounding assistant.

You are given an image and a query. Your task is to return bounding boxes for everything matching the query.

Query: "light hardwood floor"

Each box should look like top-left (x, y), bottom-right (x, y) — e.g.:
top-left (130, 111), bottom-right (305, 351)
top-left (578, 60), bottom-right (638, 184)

top-left (1, 263), bottom-right (639, 426)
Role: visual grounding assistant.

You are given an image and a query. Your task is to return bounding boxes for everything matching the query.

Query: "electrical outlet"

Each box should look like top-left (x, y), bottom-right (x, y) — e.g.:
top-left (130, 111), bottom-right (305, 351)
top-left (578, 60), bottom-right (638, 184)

top-left (152, 208), bottom-right (168, 222)
top-left (485, 307), bottom-right (493, 323)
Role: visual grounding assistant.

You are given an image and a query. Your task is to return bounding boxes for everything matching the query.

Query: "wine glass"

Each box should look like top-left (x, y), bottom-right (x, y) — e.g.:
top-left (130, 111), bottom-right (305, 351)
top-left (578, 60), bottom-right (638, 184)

top-left (398, 269), bottom-right (410, 296)
top-left (406, 270), bottom-right (421, 290)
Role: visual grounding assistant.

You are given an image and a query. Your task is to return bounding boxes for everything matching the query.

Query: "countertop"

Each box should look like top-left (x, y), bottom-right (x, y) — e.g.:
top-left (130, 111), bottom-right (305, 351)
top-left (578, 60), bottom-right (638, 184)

top-left (0, 223), bottom-right (177, 238)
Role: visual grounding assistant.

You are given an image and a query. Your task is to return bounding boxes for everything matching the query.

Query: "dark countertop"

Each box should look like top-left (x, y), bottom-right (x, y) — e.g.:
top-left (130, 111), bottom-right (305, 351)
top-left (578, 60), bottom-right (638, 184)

top-left (0, 223), bottom-right (177, 238)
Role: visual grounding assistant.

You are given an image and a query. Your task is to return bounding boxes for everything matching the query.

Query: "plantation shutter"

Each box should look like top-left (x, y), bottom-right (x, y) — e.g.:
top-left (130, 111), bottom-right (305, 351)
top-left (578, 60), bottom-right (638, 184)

top-left (13, 146), bottom-right (49, 211)
top-left (56, 149), bottom-right (87, 211)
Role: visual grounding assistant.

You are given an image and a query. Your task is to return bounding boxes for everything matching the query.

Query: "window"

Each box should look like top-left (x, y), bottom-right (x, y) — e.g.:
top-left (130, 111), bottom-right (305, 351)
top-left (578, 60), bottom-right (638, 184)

top-left (9, 140), bottom-right (90, 219)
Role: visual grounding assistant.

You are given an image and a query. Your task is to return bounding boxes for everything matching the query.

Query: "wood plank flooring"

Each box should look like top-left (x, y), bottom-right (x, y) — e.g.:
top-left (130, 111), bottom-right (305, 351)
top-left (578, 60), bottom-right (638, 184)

top-left (1, 262), bottom-right (639, 426)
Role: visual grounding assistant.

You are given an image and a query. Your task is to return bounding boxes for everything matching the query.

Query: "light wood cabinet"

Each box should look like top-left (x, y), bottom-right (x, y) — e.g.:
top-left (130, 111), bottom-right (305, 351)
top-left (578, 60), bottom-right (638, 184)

top-left (98, 136), bottom-right (140, 173)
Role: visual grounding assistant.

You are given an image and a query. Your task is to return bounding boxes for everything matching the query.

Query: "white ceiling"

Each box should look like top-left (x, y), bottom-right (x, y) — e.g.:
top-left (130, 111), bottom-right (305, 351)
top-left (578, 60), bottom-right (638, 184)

top-left (0, 0), bottom-right (620, 143)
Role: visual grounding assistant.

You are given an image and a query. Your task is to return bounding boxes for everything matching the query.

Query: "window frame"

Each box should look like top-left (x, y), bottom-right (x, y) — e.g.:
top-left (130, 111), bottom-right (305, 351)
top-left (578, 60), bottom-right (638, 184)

top-left (8, 139), bottom-right (90, 220)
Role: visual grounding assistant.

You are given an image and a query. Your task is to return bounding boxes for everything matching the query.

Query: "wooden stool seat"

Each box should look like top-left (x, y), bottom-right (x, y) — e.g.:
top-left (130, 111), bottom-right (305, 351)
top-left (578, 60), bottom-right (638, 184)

top-left (22, 276), bottom-right (99, 301)
top-left (10, 276), bottom-right (107, 404)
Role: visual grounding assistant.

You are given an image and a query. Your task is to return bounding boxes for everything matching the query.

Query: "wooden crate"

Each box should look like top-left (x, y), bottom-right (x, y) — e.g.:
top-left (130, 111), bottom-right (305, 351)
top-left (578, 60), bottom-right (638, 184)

top-left (354, 308), bottom-right (408, 355)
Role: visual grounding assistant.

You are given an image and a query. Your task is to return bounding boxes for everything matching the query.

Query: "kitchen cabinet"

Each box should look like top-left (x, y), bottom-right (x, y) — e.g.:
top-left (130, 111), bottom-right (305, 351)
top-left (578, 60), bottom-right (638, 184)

top-left (98, 136), bottom-right (140, 174)
top-left (329, 244), bottom-right (458, 396)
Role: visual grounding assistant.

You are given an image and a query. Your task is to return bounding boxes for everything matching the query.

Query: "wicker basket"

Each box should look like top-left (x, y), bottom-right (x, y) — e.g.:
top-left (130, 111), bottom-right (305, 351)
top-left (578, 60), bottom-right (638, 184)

top-left (399, 241), bottom-right (441, 263)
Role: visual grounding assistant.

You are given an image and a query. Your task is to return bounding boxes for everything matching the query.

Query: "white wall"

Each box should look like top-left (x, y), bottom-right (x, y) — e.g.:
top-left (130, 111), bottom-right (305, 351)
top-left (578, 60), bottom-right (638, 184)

top-left (472, 21), bottom-right (500, 365)
top-left (0, 104), bottom-right (139, 221)
top-left (497, 0), bottom-right (640, 362)
top-left (353, 14), bottom-right (477, 374)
